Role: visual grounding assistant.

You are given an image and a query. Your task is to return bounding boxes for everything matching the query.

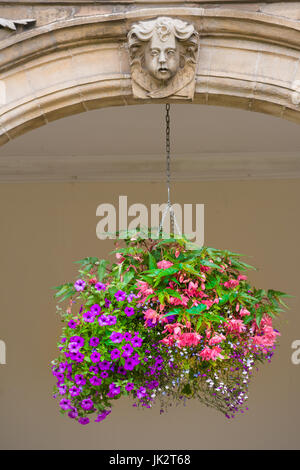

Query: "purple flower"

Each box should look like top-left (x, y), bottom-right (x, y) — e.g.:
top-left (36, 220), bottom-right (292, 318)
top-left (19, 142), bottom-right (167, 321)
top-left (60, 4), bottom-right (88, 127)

top-left (110, 332), bottom-right (124, 344)
top-left (124, 307), bottom-right (135, 317)
top-left (122, 343), bottom-right (134, 358)
top-left (68, 342), bottom-right (80, 354)
top-left (167, 315), bottom-right (176, 323)
top-left (104, 299), bottom-right (111, 308)
top-left (83, 311), bottom-right (96, 323)
top-left (68, 319), bottom-right (77, 329)
top-left (74, 374), bottom-right (86, 386)
top-left (95, 409), bottom-right (111, 422)
top-left (136, 386), bottom-right (147, 399)
top-left (90, 304), bottom-right (101, 315)
top-left (70, 336), bottom-right (84, 348)
top-left (89, 376), bottom-right (102, 386)
top-left (58, 363), bottom-right (67, 373)
top-left (115, 290), bottom-right (126, 302)
top-left (89, 365), bottom-right (99, 374)
top-left (98, 315), bottom-right (110, 326)
top-left (81, 398), bottom-right (94, 411)
top-left (68, 408), bottom-right (78, 419)
top-left (107, 383), bottom-right (120, 398)
top-left (90, 352), bottom-right (101, 363)
top-left (131, 336), bottom-right (143, 348)
top-left (95, 283), bottom-right (106, 291)
top-left (74, 279), bottom-right (86, 292)
top-left (124, 357), bottom-right (137, 371)
top-left (127, 293), bottom-right (137, 302)
top-left (107, 315), bottom-right (117, 326)
top-left (100, 371), bottom-right (109, 378)
top-left (75, 352), bottom-right (85, 363)
top-left (69, 386), bottom-right (80, 397)
top-left (123, 332), bottom-right (132, 341)
top-left (125, 382), bottom-right (134, 392)
top-left (99, 360), bottom-right (111, 371)
top-left (89, 337), bottom-right (100, 348)
top-left (111, 349), bottom-right (121, 360)
top-left (59, 398), bottom-right (71, 410)
top-left (79, 417), bottom-right (90, 425)
top-left (117, 366), bottom-right (127, 375)
top-left (58, 385), bottom-right (67, 395)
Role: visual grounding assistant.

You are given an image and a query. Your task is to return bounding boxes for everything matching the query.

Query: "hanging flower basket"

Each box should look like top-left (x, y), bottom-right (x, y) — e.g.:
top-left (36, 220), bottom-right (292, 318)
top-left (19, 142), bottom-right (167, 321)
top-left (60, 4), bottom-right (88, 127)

top-left (51, 232), bottom-right (289, 425)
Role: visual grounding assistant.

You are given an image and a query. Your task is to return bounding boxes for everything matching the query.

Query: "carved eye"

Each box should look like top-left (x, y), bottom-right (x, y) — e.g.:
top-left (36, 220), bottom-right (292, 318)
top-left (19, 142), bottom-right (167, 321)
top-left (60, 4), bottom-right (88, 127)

top-left (151, 49), bottom-right (159, 56)
top-left (167, 49), bottom-right (176, 56)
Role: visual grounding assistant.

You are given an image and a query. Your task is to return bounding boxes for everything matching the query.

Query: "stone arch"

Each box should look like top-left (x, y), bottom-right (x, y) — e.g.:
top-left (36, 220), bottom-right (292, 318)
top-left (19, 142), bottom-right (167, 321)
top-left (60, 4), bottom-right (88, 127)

top-left (1, 6), bottom-right (300, 146)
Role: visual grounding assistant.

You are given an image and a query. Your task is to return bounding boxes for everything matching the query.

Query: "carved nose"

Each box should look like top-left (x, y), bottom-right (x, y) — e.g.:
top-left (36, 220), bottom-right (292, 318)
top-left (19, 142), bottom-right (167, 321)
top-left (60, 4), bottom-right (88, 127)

top-left (159, 51), bottom-right (166, 64)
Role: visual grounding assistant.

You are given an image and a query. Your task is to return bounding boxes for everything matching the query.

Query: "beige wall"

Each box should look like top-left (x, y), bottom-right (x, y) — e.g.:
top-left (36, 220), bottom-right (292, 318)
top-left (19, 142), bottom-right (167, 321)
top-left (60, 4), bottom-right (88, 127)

top-left (0, 179), bottom-right (299, 449)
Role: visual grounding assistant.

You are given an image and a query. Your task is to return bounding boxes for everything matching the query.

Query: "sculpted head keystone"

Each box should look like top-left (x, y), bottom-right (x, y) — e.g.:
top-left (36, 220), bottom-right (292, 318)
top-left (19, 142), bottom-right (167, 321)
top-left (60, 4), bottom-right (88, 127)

top-left (128, 17), bottom-right (199, 99)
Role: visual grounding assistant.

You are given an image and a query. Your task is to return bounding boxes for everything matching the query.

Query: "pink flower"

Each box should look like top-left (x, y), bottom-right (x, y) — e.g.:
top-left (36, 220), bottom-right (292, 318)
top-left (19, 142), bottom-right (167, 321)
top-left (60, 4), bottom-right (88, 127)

top-left (115, 252), bottom-right (125, 264)
top-left (240, 307), bottom-right (251, 317)
top-left (199, 346), bottom-right (224, 361)
top-left (238, 275), bottom-right (248, 281)
top-left (144, 308), bottom-right (160, 325)
top-left (176, 332), bottom-right (201, 348)
top-left (209, 333), bottom-right (226, 346)
top-left (136, 280), bottom-right (154, 300)
top-left (157, 260), bottom-right (174, 270)
top-left (175, 250), bottom-right (180, 258)
top-left (169, 295), bottom-right (189, 306)
top-left (226, 319), bottom-right (246, 334)
top-left (252, 327), bottom-right (280, 352)
top-left (223, 279), bottom-right (239, 289)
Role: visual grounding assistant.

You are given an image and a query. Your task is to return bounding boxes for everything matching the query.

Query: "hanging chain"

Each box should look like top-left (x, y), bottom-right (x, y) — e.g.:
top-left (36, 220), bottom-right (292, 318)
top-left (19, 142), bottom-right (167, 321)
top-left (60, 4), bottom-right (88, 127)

top-left (157, 104), bottom-right (181, 238)
top-left (166, 103), bottom-right (171, 208)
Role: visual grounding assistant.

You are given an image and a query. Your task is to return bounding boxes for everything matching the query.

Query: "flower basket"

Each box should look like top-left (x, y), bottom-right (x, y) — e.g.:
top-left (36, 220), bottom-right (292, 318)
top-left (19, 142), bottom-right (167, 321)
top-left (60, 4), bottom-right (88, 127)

top-left (51, 232), bottom-right (288, 424)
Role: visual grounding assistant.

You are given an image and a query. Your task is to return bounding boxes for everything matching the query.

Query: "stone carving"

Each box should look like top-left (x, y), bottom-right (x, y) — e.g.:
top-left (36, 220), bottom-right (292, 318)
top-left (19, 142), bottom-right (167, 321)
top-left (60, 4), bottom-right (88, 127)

top-left (291, 80), bottom-right (300, 106)
top-left (0, 18), bottom-right (36, 31)
top-left (127, 17), bottom-right (199, 99)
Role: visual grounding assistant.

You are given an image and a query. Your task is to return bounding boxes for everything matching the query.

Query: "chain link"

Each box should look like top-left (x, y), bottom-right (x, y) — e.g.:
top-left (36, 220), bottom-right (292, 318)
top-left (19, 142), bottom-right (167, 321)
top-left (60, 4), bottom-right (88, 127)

top-left (166, 103), bottom-right (171, 207)
top-left (157, 104), bottom-right (181, 238)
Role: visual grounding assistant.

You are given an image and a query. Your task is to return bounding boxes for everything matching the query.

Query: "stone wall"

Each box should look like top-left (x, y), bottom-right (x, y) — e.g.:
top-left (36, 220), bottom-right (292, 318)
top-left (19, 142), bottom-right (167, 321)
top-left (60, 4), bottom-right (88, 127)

top-left (1, 1), bottom-right (300, 144)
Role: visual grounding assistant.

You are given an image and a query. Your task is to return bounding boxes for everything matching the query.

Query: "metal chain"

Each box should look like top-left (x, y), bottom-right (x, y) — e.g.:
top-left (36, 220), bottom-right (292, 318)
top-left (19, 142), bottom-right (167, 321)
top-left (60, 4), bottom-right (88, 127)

top-left (157, 104), bottom-right (181, 238)
top-left (166, 103), bottom-right (171, 207)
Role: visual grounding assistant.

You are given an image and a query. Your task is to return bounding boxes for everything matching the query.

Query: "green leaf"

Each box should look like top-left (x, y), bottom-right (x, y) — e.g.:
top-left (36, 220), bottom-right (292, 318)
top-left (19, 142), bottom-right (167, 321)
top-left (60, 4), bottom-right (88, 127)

top-left (148, 253), bottom-right (157, 270)
top-left (123, 270), bottom-right (135, 285)
top-left (186, 304), bottom-right (207, 315)
top-left (98, 259), bottom-right (109, 282)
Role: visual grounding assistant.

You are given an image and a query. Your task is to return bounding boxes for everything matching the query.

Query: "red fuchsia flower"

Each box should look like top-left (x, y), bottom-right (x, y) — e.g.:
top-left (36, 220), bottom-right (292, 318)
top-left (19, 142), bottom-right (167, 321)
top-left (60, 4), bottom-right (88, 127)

top-left (169, 295), bottom-right (189, 306)
top-left (115, 252), bottom-right (125, 263)
top-left (240, 307), bottom-right (251, 317)
top-left (226, 319), bottom-right (246, 334)
top-left (252, 327), bottom-right (280, 353)
top-left (136, 280), bottom-right (154, 301)
top-left (144, 308), bottom-right (160, 326)
top-left (199, 346), bottom-right (224, 361)
top-left (89, 277), bottom-right (97, 285)
top-left (157, 260), bottom-right (174, 270)
top-left (176, 332), bottom-right (202, 348)
top-left (208, 333), bottom-right (226, 346)
top-left (175, 250), bottom-right (180, 258)
top-left (223, 279), bottom-right (239, 289)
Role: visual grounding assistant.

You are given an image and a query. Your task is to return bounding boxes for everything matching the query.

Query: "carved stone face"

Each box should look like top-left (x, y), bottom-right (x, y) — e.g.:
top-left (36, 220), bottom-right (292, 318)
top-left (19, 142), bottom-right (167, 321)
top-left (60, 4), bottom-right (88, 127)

top-left (143, 31), bottom-right (180, 82)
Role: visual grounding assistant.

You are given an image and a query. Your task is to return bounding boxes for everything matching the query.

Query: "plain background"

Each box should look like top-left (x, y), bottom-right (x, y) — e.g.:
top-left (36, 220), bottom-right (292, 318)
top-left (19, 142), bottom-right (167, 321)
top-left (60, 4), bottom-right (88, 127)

top-left (0, 178), bottom-right (299, 449)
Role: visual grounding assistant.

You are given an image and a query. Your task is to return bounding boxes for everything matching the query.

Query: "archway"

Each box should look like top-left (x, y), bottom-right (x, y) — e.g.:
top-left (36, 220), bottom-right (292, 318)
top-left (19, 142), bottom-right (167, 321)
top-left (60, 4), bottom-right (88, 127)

top-left (1, 6), bottom-right (300, 145)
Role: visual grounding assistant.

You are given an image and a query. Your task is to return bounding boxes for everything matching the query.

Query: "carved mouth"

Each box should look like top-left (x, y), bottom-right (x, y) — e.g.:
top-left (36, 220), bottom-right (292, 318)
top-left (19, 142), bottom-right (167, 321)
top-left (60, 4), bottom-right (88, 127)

top-left (158, 68), bottom-right (169, 73)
